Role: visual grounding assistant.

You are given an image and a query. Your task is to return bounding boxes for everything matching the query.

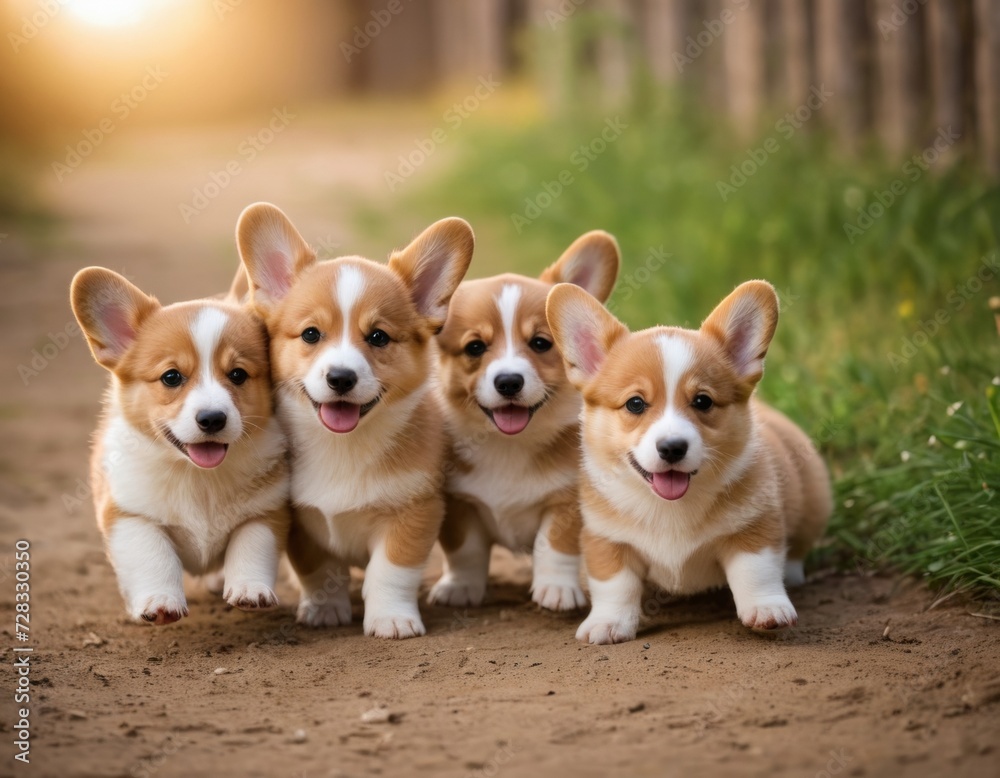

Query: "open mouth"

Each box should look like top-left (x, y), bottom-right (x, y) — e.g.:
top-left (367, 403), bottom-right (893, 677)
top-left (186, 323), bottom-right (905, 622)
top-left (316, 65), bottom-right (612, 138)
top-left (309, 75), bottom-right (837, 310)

top-left (315, 396), bottom-right (380, 434)
top-left (628, 454), bottom-right (696, 501)
top-left (480, 399), bottom-right (546, 436)
top-left (164, 429), bottom-right (228, 469)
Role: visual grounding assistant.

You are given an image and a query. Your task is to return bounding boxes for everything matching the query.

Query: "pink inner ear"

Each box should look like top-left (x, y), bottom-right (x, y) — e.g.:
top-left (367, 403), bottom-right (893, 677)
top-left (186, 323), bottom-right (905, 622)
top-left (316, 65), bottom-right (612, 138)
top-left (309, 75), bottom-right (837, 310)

top-left (102, 303), bottom-right (135, 355)
top-left (260, 249), bottom-right (292, 298)
top-left (575, 327), bottom-right (604, 376)
top-left (568, 262), bottom-right (595, 293)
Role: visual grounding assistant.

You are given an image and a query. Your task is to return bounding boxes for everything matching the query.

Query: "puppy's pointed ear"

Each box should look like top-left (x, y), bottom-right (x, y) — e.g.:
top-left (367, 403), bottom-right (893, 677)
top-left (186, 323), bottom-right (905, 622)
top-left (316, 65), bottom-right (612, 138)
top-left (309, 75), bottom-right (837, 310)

top-left (546, 283), bottom-right (628, 389)
top-left (700, 280), bottom-right (779, 386)
top-left (70, 268), bottom-right (160, 371)
top-left (236, 202), bottom-right (316, 313)
top-left (540, 230), bottom-right (620, 303)
top-left (388, 217), bottom-right (474, 330)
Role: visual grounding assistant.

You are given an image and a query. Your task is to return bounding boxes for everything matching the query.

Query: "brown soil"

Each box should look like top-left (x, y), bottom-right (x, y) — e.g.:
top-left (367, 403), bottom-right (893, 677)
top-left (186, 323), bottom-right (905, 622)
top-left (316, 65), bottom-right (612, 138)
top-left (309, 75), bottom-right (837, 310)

top-left (1, 116), bottom-right (998, 778)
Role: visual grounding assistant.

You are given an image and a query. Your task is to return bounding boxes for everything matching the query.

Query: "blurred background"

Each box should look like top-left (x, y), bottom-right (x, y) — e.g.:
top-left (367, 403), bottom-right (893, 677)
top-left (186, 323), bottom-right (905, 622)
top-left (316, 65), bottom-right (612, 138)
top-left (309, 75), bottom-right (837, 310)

top-left (0, 0), bottom-right (997, 598)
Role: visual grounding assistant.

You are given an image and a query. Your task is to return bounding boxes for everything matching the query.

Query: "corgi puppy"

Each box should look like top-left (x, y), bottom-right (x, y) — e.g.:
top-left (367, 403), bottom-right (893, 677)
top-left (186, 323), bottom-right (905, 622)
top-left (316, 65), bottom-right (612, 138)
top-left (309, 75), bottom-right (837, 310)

top-left (236, 203), bottom-right (474, 639)
top-left (70, 268), bottom-right (290, 625)
top-left (428, 232), bottom-right (620, 611)
top-left (546, 280), bottom-right (831, 644)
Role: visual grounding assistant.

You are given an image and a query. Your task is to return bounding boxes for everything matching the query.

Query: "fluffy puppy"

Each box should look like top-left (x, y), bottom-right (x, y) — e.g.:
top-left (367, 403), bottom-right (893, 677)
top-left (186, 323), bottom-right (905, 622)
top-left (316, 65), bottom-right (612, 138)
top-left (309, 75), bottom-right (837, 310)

top-left (71, 268), bottom-right (289, 625)
top-left (429, 232), bottom-right (620, 611)
top-left (237, 203), bottom-right (474, 638)
top-left (546, 280), bottom-right (831, 644)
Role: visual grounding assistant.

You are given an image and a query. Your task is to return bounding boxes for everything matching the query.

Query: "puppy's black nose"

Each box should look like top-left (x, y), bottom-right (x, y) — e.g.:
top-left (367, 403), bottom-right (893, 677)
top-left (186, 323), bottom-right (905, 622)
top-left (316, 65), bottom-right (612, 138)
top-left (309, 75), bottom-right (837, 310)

top-left (326, 368), bottom-right (357, 395)
top-left (494, 373), bottom-right (524, 398)
top-left (657, 438), bottom-right (688, 464)
top-left (196, 410), bottom-right (227, 434)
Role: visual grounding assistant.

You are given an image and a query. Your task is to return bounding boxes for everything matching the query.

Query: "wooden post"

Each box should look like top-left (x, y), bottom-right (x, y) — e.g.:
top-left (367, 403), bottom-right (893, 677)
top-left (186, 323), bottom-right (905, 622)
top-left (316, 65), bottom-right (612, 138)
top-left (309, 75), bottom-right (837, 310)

top-left (721, 0), bottom-right (766, 137)
top-left (873, 0), bottom-right (924, 159)
top-left (815, 0), bottom-right (866, 152)
top-left (641, 0), bottom-right (688, 85)
top-left (433, 0), bottom-right (506, 84)
top-left (595, 0), bottom-right (633, 107)
top-left (779, 0), bottom-right (812, 107)
top-left (974, 0), bottom-right (1000, 175)
top-left (926, 0), bottom-right (966, 140)
top-left (528, 0), bottom-right (574, 115)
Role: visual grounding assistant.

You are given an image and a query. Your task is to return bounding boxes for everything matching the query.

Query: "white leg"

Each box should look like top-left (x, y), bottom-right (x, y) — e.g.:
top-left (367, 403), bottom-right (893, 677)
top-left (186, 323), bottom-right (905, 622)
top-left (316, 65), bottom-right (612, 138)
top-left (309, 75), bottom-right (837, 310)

top-left (363, 541), bottom-right (425, 639)
top-left (427, 522), bottom-right (491, 608)
top-left (576, 567), bottom-right (643, 645)
top-left (725, 547), bottom-right (798, 630)
top-left (107, 517), bottom-right (187, 625)
top-left (531, 516), bottom-right (587, 611)
top-left (784, 559), bottom-right (806, 588)
top-left (295, 559), bottom-right (353, 628)
top-left (223, 521), bottom-right (280, 610)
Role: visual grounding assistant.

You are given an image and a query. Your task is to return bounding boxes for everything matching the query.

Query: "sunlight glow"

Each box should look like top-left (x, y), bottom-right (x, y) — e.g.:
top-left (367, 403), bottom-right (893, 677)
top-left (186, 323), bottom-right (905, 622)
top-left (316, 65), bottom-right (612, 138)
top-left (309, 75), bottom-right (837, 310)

top-left (65, 0), bottom-right (168, 28)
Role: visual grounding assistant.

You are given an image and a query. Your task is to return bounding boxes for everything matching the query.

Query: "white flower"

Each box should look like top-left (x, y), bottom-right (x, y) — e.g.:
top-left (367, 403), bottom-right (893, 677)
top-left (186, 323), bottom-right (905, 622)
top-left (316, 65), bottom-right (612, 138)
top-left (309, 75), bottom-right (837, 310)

top-left (993, 376), bottom-right (1000, 386)
top-left (940, 366), bottom-right (951, 375)
top-left (954, 440), bottom-right (968, 450)
top-left (928, 435), bottom-right (938, 446)
top-left (900, 451), bottom-right (911, 462)
top-left (946, 402), bottom-right (963, 416)
top-left (843, 498), bottom-right (855, 508)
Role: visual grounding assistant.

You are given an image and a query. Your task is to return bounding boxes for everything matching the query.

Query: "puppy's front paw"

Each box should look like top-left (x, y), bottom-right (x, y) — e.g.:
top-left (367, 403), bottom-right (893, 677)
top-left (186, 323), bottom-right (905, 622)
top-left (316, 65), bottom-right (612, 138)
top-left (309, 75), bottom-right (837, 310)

top-left (739, 595), bottom-right (798, 631)
top-left (532, 581), bottom-right (588, 612)
top-left (132, 593), bottom-right (188, 626)
top-left (575, 615), bottom-right (636, 645)
top-left (364, 612), bottom-right (426, 639)
top-left (225, 582), bottom-right (278, 611)
top-left (427, 575), bottom-right (486, 608)
top-left (296, 594), bottom-right (352, 628)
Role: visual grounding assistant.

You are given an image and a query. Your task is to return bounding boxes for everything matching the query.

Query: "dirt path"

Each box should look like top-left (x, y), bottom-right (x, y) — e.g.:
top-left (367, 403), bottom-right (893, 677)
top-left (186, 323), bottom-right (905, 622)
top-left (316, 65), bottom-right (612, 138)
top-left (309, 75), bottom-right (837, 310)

top-left (1, 117), bottom-right (998, 778)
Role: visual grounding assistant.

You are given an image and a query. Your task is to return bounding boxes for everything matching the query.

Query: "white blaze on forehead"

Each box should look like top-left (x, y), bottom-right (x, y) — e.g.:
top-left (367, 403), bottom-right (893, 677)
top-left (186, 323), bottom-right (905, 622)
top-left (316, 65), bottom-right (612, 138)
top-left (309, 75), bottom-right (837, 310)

top-left (335, 264), bottom-right (367, 344)
top-left (656, 334), bottom-right (694, 409)
top-left (497, 283), bottom-right (522, 357)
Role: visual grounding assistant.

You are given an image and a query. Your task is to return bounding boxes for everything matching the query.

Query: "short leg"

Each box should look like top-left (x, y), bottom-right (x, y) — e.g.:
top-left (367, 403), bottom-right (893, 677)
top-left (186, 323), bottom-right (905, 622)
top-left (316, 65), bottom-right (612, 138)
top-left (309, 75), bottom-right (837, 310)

top-left (223, 520), bottom-right (281, 610)
top-left (784, 558), bottom-right (805, 587)
top-left (107, 517), bottom-right (187, 625)
top-left (364, 496), bottom-right (441, 638)
top-left (287, 515), bottom-right (352, 628)
top-left (576, 531), bottom-right (643, 644)
top-left (724, 547), bottom-right (798, 630)
top-left (531, 506), bottom-right (587, 611)
top-left (428, 498), bottom-right (491, 608)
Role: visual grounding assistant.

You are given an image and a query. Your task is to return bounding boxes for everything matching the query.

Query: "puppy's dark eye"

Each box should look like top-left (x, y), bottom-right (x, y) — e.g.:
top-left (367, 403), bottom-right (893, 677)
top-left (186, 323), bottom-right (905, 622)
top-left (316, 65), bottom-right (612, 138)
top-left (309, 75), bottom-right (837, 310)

top-left (366, 329), bottom-right (390, 348)
top-left (464, 340), bottom-right (487, 357)
top-left (160, 369), bottom-right (183, 388)
top-left (228, 368), bottom-right (248, 385)
top-left (692, 394), bottom-right (713, 411)
top-left (301, 327), bottom-right (321, 344)
top-left (625, 396), bottom-right (646, 414)
top-left (529, 336), bottom-right (553, 353)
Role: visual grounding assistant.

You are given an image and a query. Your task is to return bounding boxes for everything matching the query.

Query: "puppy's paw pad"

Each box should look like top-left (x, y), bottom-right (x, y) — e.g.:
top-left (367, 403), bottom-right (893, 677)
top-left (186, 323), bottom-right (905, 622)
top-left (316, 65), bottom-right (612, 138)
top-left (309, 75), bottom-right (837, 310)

top-left (364, 615), bottom-right (426, 640)
top-left (225, 583), bottom-right (278, 611)
top-left (427, 579), bottom-right (485, 608)
top-left (296, 598), bottom-right (352, 628)
top-left (575, 618), bottom-right (635, 645)
top-left (135, 594), bottom-right (188, 626)
top-left (741, 598), bottom-right (798, 631)
top-left (532, 582), bottom-right (588, 612)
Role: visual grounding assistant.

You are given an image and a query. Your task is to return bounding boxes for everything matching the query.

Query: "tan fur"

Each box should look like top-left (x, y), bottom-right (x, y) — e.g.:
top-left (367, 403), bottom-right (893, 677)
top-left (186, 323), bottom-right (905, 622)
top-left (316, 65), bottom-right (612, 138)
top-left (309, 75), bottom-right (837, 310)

top-left (547, 281), bottom-right (832, 637)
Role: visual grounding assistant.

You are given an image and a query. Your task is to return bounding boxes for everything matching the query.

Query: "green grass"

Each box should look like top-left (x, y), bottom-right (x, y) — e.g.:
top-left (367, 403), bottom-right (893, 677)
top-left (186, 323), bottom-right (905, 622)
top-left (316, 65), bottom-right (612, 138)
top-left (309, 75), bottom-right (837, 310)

top-left (356, 88), bottom-right (1000, 599)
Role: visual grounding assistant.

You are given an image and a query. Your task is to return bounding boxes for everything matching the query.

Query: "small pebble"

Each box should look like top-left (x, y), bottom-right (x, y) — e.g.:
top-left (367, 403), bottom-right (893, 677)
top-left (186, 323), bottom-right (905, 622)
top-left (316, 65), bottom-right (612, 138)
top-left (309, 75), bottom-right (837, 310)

top-left (292, 729), bottom-right (307, 743)
top-left (642, 643), bottom-right (651, 650)
top-left (214, 667), bottom-right (229, 675)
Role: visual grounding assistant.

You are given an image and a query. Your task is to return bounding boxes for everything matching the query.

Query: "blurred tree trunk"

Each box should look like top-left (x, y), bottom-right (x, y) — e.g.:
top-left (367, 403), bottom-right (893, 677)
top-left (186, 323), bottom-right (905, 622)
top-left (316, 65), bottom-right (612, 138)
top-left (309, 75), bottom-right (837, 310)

top-left (926, 0), bottom-right (966, 141)
top-left (722, 0), bottom-right (766, 137)
top-left (433, 0), bottom-right (506, 84)
top-left (528, 0), bottom-right (574, 115)
top-left (640, 0), bottom-right (687, 85)
top-left (815, 0), bottom-right (866, 152)
top-left (595, 0), bottom-right (633, 107)
top-left (974, 0), bottom-right (1000, 175)
top-left (874, 0), bottom-right (923, 158)
top-left (779, 0), bottom-right (811, 106)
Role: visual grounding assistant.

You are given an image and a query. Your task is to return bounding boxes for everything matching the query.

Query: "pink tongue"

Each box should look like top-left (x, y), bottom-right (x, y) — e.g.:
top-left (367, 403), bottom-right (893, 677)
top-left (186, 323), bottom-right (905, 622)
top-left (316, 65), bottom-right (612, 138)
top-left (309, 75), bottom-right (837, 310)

top-left (652, 470), bottom-right (691, 500)
top-left (186, 442), bottom-right (227, 469)
top-left (320, 401), bottom-right (361, 433)
top-left (492, 405), bottom-right (531, 435)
